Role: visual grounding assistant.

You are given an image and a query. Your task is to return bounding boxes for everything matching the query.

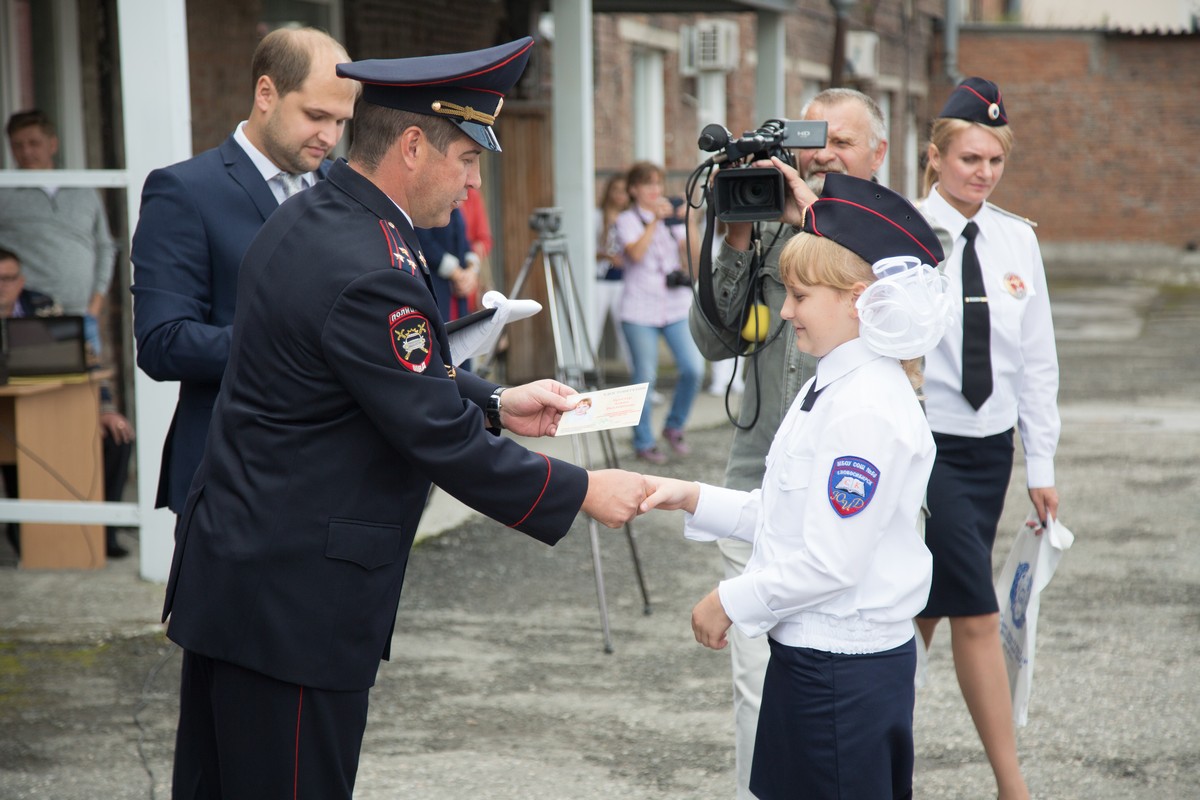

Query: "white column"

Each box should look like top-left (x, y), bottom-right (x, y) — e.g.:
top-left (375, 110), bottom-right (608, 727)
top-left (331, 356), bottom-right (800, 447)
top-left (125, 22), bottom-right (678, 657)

top-left (118, 0), bottom-right (192, 582)
top-left (755, 11), bottom-right (786, 120)
top-left (632, 48), bottom-right (665, 165)
top-left (876, 92), bottom-right (891, 188)
top-left (696, 71), bottom-right (727, 137)
top-left (551, 0), bottom-right (597, 351)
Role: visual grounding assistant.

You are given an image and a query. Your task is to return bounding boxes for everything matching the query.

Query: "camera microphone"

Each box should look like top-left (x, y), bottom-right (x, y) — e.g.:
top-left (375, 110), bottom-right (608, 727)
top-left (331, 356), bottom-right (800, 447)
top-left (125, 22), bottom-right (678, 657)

top-left (697, 124), bottom-right (731, 152)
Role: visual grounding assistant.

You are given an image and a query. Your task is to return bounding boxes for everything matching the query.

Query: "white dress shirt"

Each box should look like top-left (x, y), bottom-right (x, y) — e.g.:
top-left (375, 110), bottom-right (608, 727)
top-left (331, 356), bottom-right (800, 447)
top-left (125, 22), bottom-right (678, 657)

top-left (920, 187), bottom-right (1061, 487)
top-left (233, 121), bottom-right (316, 205)
top-left (685, 338), bottom-right (935, 654)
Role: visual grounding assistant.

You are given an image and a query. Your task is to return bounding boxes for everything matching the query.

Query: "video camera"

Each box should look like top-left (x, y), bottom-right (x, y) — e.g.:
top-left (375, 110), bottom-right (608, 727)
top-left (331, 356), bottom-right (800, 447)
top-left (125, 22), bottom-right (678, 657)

top-left (698, 119), bottom-right (828, 223)
top-left (529, 207), bottom-right (563, 235)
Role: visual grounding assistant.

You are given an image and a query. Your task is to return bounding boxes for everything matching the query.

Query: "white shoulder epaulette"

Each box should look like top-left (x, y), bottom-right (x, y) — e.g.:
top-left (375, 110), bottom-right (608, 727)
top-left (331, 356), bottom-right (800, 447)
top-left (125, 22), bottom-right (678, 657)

top-left (987, 202), bottom-right (1038, 228)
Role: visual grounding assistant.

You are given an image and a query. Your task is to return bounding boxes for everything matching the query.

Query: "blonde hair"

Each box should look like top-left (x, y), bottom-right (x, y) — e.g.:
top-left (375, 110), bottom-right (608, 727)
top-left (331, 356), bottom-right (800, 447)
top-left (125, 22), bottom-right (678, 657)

top-left (922, 118), bottom-right (1015, 197)
top-left (778, 232), bottom-right (924, 389)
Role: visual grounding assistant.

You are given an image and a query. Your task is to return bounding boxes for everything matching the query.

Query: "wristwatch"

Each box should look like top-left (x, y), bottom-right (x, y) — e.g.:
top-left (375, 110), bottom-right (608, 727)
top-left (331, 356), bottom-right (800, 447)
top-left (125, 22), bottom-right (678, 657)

top-left (486, 386), bottom-right (506, 431)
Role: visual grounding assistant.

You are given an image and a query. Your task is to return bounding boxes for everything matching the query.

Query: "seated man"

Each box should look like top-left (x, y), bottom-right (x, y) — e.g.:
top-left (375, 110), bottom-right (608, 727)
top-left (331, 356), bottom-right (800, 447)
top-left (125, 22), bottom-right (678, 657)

top-left (0, 246), bottom-right (134, 559)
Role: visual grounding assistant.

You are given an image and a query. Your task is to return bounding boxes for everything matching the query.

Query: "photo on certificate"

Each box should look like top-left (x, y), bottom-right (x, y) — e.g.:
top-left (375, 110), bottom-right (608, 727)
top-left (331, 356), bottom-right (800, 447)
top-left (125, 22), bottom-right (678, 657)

top-left (554, 383), bottom-right (649, 437)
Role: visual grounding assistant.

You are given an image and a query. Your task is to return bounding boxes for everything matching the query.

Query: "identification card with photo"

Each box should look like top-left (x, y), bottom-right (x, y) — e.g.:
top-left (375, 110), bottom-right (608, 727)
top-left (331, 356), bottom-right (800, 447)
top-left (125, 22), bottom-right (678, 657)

top-left (554, 383), bottom-right (649, 436)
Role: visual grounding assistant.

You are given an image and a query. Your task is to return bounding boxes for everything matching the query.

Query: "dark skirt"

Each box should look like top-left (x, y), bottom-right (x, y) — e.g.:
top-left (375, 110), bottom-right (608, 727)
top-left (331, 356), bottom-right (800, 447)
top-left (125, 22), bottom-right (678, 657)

top-left (750, 638), bottom-right (917, 800)
top-left (919, 429), bottom-right (1015, 618)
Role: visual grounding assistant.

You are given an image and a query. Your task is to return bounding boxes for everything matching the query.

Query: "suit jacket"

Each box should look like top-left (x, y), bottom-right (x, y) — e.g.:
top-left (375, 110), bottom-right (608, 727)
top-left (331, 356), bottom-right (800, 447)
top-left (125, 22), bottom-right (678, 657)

top-left (131, 135), bottom-right (329, 512)
top-left (162, 159), bottom-right (589, 692)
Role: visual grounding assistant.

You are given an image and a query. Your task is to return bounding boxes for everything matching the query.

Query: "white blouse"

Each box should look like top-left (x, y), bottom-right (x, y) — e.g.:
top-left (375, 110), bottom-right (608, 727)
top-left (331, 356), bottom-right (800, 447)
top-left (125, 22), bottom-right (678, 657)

top-left (920, 187), bottom-right (1061, 488)
top-left (685, 338), bottom-right (934, 654)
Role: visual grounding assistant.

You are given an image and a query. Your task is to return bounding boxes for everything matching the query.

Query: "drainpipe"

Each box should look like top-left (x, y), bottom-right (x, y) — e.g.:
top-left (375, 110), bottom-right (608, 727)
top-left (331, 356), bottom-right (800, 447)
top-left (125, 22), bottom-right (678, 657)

top-left (945, 0), bottom-right (961, 81)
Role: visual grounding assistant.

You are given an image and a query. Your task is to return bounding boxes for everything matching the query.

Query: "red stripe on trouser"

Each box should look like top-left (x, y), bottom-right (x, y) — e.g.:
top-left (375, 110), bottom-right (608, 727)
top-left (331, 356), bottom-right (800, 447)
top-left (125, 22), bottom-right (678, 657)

top-left (293, 686), bottom-right (304, 799)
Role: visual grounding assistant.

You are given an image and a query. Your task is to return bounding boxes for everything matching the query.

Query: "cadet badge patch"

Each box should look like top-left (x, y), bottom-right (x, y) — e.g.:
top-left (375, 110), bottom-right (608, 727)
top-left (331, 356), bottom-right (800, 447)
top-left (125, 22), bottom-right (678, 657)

top-left (827, 456), bottom-right (879, 518)
top-left (388, 307), bottom-right (431, 373)
top-left (1003, 272), bottom-right (1027, 299)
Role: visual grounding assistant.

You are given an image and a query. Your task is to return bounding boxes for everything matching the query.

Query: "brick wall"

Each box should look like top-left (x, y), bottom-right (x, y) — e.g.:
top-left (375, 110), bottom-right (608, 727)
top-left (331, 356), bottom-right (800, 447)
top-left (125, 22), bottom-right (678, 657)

top-left (186, 1), bottom-right (263, 152)
top-left (934, 28), bottom-right (1200, 247)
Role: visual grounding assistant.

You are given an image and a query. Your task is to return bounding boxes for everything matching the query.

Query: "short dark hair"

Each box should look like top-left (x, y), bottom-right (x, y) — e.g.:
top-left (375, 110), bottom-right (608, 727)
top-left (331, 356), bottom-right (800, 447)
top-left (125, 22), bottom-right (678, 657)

top-left (348, 101), bottom-right (462, 172)
top-left (251, 27), bottom-right (347, 98)
top-left (0, 246), bottom-right (21, 265)
top-left (6, 109), bottom-right (55, 139)
top-left (625, 161), bottom-right (663, 191)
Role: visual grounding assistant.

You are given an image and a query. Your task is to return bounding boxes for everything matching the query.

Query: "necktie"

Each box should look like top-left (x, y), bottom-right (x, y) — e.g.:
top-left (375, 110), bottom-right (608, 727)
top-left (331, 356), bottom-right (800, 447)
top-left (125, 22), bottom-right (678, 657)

top-left (278, 172), bottom-right (305, 199)
top-left (960, 221), bottom-right (993, 410)
top-left (800, 380), bottom-right (824, 412)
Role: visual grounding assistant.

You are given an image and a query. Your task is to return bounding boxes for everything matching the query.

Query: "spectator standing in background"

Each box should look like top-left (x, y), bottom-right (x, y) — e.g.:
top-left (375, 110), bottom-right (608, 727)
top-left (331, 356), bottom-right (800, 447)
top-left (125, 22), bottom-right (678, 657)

top-left (0, 109), bottom-right (117, 357)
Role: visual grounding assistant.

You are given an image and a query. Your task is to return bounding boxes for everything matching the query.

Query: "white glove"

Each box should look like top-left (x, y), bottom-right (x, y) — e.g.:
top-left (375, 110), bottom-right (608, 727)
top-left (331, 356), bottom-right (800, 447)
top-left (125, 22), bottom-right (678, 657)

top-left (447, 291), bottom-right (542, 366)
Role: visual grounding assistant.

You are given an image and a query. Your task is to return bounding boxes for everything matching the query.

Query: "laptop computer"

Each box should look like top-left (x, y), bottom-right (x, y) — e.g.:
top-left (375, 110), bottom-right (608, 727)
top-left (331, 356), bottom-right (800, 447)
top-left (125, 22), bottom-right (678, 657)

top-left (2, 315), bottom-right (89, 377)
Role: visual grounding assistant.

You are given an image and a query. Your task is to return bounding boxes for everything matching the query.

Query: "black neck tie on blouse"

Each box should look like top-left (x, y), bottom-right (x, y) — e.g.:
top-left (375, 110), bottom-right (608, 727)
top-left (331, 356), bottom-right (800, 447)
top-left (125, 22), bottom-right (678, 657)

top-left (800, 381), bottom-right (824, 412)
top-left (960, 221), bottom-right (993, 410)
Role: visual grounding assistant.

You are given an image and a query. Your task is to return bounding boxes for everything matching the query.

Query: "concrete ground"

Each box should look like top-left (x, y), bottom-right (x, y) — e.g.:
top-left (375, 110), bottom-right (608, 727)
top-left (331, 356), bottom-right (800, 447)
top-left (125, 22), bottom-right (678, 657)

top-left (1, 273), bottom-right (1198, 799)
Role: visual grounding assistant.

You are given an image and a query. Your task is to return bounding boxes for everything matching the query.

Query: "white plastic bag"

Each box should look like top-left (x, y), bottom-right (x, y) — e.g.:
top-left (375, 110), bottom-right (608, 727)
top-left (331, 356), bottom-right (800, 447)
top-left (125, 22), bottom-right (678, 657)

top-left (994, 512), bottom-right (1074, 726)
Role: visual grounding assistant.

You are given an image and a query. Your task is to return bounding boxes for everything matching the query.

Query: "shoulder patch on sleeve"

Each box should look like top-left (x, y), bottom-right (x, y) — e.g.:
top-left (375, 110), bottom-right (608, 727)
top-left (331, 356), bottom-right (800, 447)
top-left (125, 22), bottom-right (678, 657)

top-left (827, 456), bottom-right (879, 518)
top-left (389, 307), bottom-right (431, 373)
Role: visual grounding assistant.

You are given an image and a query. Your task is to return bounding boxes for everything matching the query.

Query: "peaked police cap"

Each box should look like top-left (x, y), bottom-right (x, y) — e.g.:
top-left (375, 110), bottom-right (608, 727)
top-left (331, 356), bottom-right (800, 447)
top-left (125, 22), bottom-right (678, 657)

top-left (337, 37), bottom-right (533, 152)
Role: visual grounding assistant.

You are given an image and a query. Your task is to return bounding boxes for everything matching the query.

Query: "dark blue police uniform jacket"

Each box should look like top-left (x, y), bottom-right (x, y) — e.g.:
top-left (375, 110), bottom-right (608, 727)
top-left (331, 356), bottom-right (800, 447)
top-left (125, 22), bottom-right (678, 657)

top-left (131, 135), bottom-right (329, 513)
top-left (162, 159), bottom-right (589, 692)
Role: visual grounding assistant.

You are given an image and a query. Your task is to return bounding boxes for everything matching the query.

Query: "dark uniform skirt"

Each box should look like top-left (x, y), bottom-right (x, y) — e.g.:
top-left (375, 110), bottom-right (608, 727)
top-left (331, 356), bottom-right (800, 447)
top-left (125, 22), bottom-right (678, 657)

top-left (749, 638), bottom-right (917, 800)
top-left (919, 429), bottom-right (1015, 618)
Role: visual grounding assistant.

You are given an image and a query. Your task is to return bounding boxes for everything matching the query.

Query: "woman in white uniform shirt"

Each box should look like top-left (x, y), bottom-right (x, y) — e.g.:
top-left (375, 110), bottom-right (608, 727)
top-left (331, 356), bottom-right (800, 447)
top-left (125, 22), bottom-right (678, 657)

top-left (641, 174), bottom-right (949, 800)
top-left (915, 78), bottom-right (1061, 800)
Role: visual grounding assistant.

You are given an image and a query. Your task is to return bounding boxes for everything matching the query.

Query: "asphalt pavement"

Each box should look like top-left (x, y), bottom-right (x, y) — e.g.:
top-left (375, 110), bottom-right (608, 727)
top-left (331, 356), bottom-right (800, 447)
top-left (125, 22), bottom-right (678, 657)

top-left (1, 271), bottom-right (1198, 799)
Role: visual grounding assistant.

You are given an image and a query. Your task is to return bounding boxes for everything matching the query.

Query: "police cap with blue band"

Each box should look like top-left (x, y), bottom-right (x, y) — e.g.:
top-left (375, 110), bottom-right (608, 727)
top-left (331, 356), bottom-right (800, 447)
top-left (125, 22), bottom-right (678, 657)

top-left (800, 173), bottom-right (945, 267)
top-left (336, 37), bottom-right (533, 152)
top-left (939, 76), bottom-right (1007, 126)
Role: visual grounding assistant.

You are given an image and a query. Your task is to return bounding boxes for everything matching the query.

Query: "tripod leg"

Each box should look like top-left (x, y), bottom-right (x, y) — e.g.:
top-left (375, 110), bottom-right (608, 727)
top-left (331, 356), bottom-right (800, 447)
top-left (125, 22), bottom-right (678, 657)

top-left (574, 432), bottom-right (614, 653)
top-left (533, 230), bottom-right (654, 650)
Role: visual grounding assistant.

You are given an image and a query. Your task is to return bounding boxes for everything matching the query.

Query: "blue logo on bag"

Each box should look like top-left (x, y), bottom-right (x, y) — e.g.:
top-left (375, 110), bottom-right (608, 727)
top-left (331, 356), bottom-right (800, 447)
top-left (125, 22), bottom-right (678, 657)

top-left (827, 456), bottom-right (879, 518)
top-left (1008, 561), bottom-right (1032, 628)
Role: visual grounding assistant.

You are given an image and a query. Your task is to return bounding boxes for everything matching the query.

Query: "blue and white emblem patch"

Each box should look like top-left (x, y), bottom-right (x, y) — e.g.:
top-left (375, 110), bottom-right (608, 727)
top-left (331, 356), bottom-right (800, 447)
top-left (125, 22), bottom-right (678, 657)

top-left (827, 456), bottom-right (879, 518)
top-left (1007, 561), bottom-right (1032, 629)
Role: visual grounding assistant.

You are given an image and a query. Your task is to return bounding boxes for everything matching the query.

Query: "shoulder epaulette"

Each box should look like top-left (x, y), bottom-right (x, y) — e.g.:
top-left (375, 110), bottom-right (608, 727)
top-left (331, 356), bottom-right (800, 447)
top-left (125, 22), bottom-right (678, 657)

top-left (987, 202), bottom-right (1038, 228)
top-left (377, 219), bottom-right (420, 275)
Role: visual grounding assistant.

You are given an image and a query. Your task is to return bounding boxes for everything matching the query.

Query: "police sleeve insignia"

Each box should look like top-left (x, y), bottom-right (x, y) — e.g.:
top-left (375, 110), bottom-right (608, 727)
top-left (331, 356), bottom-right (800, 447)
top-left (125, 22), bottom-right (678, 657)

top-left (827, 456), bottom-right (879, 518)
top-left (388, 307), bottom-right (431, 373)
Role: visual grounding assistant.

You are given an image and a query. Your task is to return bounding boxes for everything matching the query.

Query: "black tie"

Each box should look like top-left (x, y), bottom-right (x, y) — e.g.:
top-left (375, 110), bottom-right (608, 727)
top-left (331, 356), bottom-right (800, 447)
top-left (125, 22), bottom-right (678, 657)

top-left (960, 221), bottom-right (993, 410)
top-left (800, 381), bottom-right (824, 412)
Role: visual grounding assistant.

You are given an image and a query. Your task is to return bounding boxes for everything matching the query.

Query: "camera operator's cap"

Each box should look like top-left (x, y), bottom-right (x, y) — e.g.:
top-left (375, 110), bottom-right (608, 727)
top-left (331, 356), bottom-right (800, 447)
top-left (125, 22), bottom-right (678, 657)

top-left (800, 174), bottom-right (944, 266)
top-left (939, 76), bottom-right (1007, 126)
top-left (336, 37), bottom-right (533, 152)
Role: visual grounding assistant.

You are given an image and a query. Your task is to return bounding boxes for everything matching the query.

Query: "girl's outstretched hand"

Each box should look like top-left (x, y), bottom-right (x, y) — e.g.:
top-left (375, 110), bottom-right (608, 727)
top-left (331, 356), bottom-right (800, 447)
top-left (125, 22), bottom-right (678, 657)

top-left (639, 475), bottom-right (701, 514)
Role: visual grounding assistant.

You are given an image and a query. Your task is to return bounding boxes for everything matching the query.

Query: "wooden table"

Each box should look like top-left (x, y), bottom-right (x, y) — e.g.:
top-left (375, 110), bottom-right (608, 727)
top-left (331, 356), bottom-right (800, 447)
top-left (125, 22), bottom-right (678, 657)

top-left (0, 375), bottom-right (105, 569)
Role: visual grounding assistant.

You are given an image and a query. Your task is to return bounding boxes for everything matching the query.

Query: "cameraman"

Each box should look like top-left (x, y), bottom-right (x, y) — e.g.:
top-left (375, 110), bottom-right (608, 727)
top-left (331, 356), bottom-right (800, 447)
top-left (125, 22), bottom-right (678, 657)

top-left (688, 89), bottom-right (891, 799)
top-left (614, 161), bottom-right (704, 464)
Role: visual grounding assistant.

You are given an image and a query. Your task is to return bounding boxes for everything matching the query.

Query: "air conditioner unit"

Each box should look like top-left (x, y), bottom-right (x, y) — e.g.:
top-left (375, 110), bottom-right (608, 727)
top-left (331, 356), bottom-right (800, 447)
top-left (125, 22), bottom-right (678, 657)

top-left (845, 31), bottom-right (880, 79)
top-left (680, 20), bottom-right (740, 76)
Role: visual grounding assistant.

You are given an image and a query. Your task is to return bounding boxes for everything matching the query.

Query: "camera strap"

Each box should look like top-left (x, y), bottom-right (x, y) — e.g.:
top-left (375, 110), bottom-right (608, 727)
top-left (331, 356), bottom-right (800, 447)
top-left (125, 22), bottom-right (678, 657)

top-left (695, 191), bottom-right (727, 332)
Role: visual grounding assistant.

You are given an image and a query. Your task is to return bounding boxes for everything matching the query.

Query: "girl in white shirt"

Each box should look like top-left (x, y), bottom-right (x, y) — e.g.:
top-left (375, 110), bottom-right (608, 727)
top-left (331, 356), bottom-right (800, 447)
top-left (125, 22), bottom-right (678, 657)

top-left (641, 174), bottom-right (949, 800)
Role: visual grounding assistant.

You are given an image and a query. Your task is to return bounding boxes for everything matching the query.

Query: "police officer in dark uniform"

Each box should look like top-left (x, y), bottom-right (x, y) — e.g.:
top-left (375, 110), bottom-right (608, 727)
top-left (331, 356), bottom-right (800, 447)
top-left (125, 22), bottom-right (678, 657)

top-left (163, 38), bottom-right (647, 800)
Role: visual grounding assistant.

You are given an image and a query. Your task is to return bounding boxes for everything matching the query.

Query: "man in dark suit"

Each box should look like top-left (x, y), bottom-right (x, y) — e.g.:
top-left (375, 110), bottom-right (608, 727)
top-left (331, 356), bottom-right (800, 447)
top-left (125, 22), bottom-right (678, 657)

top-left (163, 38), bottom-right (648, 799)
top-left (130, 27), bottom-right (357, 514)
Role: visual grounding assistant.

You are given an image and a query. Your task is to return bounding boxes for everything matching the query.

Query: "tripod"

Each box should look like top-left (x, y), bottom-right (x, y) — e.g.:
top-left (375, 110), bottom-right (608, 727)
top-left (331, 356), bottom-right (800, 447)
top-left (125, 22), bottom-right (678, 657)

top-left (477, 208), bottom-right (651, 653)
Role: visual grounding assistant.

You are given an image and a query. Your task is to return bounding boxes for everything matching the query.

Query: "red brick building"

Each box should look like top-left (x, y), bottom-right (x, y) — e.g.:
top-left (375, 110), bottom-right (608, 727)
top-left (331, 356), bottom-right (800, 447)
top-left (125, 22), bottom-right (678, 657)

top-left (932, 26), bottom-right (1200, 256)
